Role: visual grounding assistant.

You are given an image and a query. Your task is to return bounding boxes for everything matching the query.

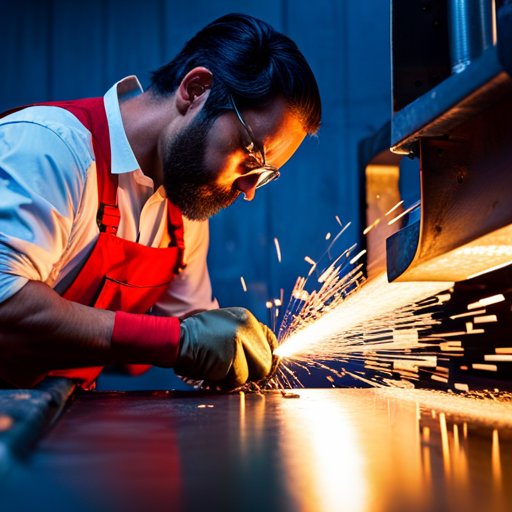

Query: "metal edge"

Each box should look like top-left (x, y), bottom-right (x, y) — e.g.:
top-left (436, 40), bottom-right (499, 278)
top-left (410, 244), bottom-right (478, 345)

top-left (391, 45), bottom-right (503, 152)
top-left (0, 377), bottom-right (75, 475)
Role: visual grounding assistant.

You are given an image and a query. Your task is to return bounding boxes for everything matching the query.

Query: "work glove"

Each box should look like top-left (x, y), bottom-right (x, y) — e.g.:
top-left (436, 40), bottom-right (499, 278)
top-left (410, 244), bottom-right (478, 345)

top-left (174, 307), bottom-right (277, 389)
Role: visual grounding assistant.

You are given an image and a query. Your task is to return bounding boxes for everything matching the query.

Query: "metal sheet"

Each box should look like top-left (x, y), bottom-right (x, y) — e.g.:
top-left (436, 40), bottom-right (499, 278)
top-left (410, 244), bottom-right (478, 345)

top-left (1, 389), bottom-right (511, 512)
top-left (388, 91), bottom-right (512, 282)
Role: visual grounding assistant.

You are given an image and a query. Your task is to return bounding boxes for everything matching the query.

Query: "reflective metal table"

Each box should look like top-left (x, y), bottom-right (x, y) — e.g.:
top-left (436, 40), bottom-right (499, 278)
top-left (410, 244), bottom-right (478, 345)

top-left (1, 388), bottom-right (511, 512)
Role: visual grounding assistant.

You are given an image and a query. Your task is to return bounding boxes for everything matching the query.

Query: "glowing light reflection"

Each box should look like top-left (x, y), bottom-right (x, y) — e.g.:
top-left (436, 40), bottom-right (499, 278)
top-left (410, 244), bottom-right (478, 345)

top-left (280, 394), bottom-right (368, 512)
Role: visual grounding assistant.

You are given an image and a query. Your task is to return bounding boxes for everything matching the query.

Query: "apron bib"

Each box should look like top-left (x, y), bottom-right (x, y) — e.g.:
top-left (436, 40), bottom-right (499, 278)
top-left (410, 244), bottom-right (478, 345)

top-left (1, 98), bottom-right (185, 388)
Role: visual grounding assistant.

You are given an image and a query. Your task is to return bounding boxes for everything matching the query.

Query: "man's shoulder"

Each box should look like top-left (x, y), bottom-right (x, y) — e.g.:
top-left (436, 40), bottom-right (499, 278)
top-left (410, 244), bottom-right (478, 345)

top-left (1, 105), bottom-right (91, 140)
top-left (0, 105), bottom-right (95, 175)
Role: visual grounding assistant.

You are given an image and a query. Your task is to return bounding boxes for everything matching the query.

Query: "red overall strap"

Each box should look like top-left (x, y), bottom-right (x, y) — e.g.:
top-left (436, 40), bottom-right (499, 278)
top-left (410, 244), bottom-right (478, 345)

top-left (1, 99), bottom-right (120, 233)
top-left (0, 100), bottom-right (186, 389)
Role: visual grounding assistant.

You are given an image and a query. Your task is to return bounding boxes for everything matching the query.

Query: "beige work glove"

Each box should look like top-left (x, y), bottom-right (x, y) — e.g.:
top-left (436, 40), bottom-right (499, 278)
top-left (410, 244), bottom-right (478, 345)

top-left (174, 307), bottom-right (277, 389)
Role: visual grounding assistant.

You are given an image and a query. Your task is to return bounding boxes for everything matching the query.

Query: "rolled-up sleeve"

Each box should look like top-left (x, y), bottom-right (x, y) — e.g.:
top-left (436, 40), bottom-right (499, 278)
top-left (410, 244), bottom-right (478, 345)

top-left (0, 118), bottom-right (89, 303)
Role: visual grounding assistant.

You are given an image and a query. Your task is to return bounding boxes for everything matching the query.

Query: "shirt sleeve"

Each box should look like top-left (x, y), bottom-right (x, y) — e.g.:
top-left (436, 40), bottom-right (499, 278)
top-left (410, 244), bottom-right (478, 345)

top-left (154, 217), bottom-right (219, 317)
top-left (0, 119), bottom-right (90, 303)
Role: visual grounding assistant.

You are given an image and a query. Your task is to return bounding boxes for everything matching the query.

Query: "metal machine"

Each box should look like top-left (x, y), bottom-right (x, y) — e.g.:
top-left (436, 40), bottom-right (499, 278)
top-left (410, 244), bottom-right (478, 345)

top-left (370, 0), bottom-right (512, 282)
top-left (361, 0), bottom-right (512, 389)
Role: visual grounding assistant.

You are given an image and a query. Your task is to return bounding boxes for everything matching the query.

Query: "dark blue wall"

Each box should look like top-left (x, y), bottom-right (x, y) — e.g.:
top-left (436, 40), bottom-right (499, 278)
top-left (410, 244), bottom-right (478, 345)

top-left (0, 0), bottom-right (391, 326)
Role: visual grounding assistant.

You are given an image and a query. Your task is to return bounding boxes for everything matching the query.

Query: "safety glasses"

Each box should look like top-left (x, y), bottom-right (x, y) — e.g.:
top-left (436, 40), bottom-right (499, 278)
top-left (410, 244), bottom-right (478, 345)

top-left (229, 94), bottom-right (280, 189)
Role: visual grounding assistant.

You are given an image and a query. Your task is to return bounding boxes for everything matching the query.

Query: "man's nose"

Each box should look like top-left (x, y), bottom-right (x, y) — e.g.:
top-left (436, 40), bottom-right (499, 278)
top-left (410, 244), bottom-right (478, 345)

top-left (234, 174), bottom-right (260, 201)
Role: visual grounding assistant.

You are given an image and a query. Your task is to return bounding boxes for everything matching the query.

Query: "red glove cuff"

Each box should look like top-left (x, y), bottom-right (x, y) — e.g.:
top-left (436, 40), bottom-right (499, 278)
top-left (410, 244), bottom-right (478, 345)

top-left (111, 311), bottom-right (181, 367)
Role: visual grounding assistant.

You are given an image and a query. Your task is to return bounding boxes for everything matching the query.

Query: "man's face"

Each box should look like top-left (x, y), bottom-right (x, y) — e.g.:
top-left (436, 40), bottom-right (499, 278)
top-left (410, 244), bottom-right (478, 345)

top-left (162, 95), bottom-right (306, 221)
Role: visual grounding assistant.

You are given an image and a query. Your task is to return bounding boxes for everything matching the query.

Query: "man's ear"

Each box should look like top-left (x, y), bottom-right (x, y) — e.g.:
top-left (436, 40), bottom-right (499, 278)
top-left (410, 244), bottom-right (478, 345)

top-left (176, 67), bottom-right (213, 115)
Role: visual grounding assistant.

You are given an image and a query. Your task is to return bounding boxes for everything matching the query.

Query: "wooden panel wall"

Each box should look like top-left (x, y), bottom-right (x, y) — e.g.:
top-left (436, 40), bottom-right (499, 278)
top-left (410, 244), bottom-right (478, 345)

top-left (0, 0), bottom-right (391, 322)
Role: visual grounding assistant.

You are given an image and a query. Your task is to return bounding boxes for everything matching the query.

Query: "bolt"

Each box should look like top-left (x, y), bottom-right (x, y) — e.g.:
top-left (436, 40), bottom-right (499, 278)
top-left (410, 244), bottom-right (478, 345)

top-left (457, 173), bottom-right (465, 184)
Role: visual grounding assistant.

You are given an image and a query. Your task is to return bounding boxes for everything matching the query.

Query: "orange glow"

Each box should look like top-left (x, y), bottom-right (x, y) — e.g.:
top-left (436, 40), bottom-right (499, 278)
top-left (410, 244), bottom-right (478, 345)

top-left (0, 415), bottom-right (13, 432)
top-left (492, 429), bottom-right (502, 492)
top-left (439, 413), bottom-right (451, 477)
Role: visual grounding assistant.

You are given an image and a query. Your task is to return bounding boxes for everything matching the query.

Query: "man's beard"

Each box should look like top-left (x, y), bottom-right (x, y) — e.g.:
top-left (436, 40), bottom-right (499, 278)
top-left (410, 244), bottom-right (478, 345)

top-left (162, 116), bottom-right (240, 221)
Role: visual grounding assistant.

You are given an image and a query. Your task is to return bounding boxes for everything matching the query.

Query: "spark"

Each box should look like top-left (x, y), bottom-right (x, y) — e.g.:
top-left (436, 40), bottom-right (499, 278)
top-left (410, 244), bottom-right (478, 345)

top-left (335, 216), bottom-right (342, 226)
top-left (450, 309), bottom-right (486, 319)
top-left (485, 355), bottom-right (512, 362)
top-left (240, 276), bottom-right (247, 292)
top-left (274, 237), bottom-right (282, 263)
top-left (472, 364), bottom-right (498, 372)
top-left (363, 219), bottom-right (380, 235)
top-left (276, 273), bottom-right (452, 360)
top-left (264, 216), bottom-right (510, 393)
top-left (388, 201), bottom-right (420, 226)
top-left (474, 315), bottom-right (497, 324)
top-left (467, 294), bottom-right (505, 310)
top-left (495, 347), bottom-right (512, 354)
top-left (385, 200), bottom-right (404, 216)
top-left (325, 233), bottom-right (331, 240)
top-left (349, 250), bottom-right (366, 265)
top-left (327, 223), bottom-right (351, 259)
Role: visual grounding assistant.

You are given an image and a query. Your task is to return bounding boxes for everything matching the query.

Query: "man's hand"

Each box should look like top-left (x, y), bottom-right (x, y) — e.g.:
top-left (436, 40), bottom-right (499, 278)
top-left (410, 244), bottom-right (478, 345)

top-left (174, 307), bottom-right (277, 389)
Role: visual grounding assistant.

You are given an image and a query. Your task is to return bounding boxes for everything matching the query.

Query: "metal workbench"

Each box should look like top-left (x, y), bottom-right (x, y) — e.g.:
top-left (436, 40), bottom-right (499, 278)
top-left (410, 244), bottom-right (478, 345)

top-left (1, 386), bottom-right (511, 512)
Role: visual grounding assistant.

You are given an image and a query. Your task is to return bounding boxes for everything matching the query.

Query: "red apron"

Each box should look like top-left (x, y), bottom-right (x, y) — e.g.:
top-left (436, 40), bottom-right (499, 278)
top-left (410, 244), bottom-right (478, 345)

top-left (1, 99), bottom-right (185, 388)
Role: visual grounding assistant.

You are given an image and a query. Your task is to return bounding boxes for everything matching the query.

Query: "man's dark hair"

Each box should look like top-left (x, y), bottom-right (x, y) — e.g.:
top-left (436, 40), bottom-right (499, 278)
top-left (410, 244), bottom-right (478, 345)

top-left (150, 13), bottom-right (321, 134)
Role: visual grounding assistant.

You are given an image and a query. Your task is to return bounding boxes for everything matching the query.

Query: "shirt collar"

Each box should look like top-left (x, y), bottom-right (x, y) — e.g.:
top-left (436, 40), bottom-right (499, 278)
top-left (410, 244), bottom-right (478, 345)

top-left (104, 76), bottom-right (144, 176)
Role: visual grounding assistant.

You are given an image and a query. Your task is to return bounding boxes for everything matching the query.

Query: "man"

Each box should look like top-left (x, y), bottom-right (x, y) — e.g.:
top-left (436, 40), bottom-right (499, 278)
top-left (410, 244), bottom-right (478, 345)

top-left (0, 14), bottom-right (321, 389)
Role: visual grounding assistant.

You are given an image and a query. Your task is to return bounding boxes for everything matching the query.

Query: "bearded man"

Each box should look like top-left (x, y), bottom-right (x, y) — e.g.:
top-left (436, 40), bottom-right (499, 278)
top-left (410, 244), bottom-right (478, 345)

top-left (0, 13), bottom-right (321, 389)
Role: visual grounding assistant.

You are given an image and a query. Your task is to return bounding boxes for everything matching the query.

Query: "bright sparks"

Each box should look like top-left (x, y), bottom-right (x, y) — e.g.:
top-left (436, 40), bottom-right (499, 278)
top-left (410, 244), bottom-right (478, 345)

top-left (240, 276), bottom-right (247, 292)
top-left (385, 200), bottom-right (404, 217)
top-left (274, 238), bottom-right (282, 263)
top-left (349, 250), bottom-right (366, 265)
top-left (467, 294), bottom-right (505, 310)
top-left (363, 219), bottom-right (380, 235)
top-left (388, 201), bottom-right (420, 226)
top-left (275, 273), bottom-right (452, 360)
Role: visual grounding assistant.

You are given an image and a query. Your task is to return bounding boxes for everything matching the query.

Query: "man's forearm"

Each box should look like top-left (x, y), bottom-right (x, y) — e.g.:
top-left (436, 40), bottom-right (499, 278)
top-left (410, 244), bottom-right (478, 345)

top-left (0, 281), bottom-right (118, 371)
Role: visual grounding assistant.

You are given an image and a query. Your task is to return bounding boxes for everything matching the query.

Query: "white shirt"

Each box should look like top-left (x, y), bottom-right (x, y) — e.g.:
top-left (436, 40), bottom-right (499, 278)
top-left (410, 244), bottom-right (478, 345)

top-left (0, 76), bottom-right (218, 315)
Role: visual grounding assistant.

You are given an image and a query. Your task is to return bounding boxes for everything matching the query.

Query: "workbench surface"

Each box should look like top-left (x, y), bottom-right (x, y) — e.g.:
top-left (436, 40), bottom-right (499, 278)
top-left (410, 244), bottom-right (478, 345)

top-left (1, 388), bottom-right (510, 512)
